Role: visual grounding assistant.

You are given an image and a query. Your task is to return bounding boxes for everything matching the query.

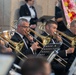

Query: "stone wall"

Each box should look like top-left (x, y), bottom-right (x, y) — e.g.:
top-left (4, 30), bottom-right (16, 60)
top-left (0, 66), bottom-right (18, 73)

top-left (0, 0), bottom-right (11, 30)
top-left (0, 0), bottom-right (56, 30)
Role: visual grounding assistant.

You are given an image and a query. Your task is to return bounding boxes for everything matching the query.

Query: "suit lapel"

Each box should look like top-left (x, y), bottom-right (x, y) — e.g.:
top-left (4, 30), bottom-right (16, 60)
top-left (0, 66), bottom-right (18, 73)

top-left (14, 33), bottom-right (22, 42)
top-left (15, 33), bottom-right (30, 49)
top-left (24, 4), bottom-right (31, 16)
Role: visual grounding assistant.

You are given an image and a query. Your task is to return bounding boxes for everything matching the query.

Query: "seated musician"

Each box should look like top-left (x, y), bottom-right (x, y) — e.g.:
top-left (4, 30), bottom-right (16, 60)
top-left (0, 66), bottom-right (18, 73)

top-left (63, 20), bottom-right (76, 39)
top-left (61, 20), bottom-right (76, 72)
top-left (11, 18), bottom-right (40, 64)
top-left (37, 20), bottom-right (74, 75)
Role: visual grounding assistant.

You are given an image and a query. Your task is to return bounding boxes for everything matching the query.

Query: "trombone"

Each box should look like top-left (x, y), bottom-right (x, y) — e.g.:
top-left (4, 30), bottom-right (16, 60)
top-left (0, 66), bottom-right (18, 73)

top-left (29, 28), bottom-right (51, 46)
top-left (0, 33), bottom-right (28, 61)
top-left (57, 30), bottom-right (76, 47)
top-left (12, 26), bottom-right (51, 46)
top-left (39, 24), bottom-right (76, 47)
top-left (47, 48), bottom-right (67, 67)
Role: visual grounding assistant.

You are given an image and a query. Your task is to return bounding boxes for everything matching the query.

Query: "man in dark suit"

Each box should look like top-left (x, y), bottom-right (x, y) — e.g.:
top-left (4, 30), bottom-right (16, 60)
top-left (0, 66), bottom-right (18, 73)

top-left (19, 0), bottom-right (38, 36)
top-left (11, 18), bottom-right (40, 64)
top-left (64, 20), bottom-right (76, 37)
top-left (61, 20), bottom-right (76, 72)
top-left (38, 20), bottom-right (74, 57)
top-left (63, 20), bottom-right (76, 49)
top-left (37, 20), bottom-right (74, 75)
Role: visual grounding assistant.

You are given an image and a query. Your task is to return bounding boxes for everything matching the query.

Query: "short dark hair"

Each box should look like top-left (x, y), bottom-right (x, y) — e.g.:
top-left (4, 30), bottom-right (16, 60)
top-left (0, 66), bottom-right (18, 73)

top-left (45, 20), bottom-right (57, 26)
top-left (21, 57), bottom-right (49, 75)
top-left (25, 0), bottom-right (32, 2)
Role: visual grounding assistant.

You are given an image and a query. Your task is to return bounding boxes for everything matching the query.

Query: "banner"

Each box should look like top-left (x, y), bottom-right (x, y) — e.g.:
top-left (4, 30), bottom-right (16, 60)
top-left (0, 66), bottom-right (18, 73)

top-left (61, 0), bottom-right (76, 28)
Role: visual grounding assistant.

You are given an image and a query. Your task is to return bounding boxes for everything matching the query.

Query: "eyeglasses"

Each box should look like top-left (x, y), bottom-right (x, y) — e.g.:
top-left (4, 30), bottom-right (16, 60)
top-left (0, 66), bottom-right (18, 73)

top-left (21, 26), bottom-right (30, 28)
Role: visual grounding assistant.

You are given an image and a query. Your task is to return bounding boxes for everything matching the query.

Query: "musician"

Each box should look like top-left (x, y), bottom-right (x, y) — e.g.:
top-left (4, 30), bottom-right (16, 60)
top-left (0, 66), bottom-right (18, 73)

top-left (64, 20), bottom-right (76, 37)
top-left (62, 20), bottom-right (76, 72)
top-left (21, 57), bottom-right (51, 75)
top-left (37, 20), bottom-right (74, 75)
top-left (38, 20), bottom-right (74, 57)
top-left (11, 18), bottom-right (40, 64)
top-left (61, 20), bottom-right (76, 50)
top-left (19, 0), bottom-right (38, 36)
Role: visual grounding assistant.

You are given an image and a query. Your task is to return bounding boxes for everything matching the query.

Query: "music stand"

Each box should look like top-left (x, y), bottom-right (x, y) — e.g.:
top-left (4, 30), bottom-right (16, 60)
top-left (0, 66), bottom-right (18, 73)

top-left (37, 43), bottom-right (60, 56)
top-left (38, 15), bottom-right (55, 32)
top-left (38, 15), bottom-right (55, 23)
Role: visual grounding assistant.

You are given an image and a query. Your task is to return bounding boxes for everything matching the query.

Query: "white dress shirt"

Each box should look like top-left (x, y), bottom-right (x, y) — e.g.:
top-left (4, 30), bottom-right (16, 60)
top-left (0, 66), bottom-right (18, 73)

top-left (27, 3), bottom-right (36, 18)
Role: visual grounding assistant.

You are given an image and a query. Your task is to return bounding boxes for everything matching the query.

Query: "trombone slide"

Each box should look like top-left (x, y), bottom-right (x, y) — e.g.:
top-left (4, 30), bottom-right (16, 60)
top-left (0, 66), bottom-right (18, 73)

top-left (47, 49), bottom-right (60, 63)
top-left (0, 35), bottom-right (28, 61)
top-left (47, 49), bottom-right (59, 63)
top-left (47, 48), bottom-right (67, 67)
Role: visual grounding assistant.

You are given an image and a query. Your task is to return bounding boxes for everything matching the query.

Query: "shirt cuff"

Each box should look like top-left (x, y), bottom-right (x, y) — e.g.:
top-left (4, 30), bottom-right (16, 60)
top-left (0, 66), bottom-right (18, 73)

top-left (65, 50), bottom-right (67, 56)
top-left (30, 47), bottom-right (34, 54)
top-left (59, 41), bottom-right (63, 45)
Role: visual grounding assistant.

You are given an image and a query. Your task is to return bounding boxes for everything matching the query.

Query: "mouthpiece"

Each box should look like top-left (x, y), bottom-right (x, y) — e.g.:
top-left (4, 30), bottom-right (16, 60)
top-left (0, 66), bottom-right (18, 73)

top-left (54, 32), bottom-right (57, 34)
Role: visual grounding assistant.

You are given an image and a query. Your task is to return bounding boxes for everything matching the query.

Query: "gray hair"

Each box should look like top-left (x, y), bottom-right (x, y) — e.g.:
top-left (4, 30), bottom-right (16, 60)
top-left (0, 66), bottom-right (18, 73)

top-left (17, 18), bottom-right (28, 27)
top-left (70, 20), bottom-right (76, 26)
